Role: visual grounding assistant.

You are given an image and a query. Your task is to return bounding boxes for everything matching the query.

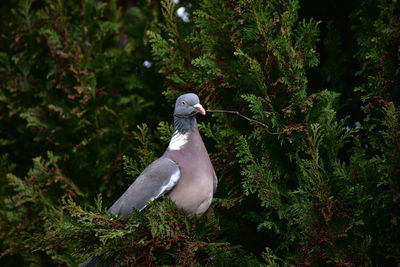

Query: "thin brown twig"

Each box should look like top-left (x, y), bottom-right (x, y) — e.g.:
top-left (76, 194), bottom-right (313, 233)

top-left (206, 109), bottom-right (283, 135)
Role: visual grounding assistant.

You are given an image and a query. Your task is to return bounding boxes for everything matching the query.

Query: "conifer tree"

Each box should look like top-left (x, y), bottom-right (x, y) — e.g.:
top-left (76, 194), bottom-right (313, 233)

top-left (148, 0), bottom-right (399, 265)
top-left (0, 0), bottom-right (399, 266)
top-left (0, 0), bottom-right (165, 265)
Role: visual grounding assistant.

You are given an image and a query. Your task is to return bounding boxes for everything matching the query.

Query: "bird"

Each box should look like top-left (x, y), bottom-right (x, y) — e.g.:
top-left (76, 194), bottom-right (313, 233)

top-left (80, 93), bottom-right (217, 266)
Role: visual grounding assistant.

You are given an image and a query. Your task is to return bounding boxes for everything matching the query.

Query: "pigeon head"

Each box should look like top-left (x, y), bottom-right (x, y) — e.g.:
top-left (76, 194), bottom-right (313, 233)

top-left (174, 93), bottom-right (206, 118)
top-left (173, 93), bottom-right (205, 134)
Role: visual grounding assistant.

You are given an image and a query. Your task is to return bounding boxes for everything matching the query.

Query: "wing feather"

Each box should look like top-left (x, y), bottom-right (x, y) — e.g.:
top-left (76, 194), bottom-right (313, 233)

top-left (108, 156), bottom-right (180, 218)
top-left (213, 171), bottom-right (218, 195)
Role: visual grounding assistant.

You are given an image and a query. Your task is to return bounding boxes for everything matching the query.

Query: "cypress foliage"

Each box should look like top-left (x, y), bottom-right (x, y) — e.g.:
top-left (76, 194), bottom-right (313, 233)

top-left (0, 0), bottom-right (399, 266)
top-left (0, 0), bottom-right (165, 265)
top-left (350, 0), bottom-right (400, 264)
top-left (148, 0), bottom-right (399, 265)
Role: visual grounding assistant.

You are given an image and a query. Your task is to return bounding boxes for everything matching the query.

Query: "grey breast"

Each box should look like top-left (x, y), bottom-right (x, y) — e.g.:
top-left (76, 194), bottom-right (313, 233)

top-left (166, 130), bottom-right (216, 216)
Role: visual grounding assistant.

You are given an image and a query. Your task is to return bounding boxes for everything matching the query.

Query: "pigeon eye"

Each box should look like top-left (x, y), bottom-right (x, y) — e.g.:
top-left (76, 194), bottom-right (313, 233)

top-left (180, 101), bottom-right (186, 105)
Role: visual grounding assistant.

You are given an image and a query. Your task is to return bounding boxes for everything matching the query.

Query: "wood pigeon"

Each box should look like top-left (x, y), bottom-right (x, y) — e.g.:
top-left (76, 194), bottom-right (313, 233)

top-left (81, 93), bottom-right (217, 267)
top-left (108, 93), bottom-right (217, 217)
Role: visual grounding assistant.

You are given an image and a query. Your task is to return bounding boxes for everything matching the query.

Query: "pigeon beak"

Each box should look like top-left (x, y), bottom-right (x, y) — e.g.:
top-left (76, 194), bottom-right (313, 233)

top-left (193, 103), bottom-right (206, 115)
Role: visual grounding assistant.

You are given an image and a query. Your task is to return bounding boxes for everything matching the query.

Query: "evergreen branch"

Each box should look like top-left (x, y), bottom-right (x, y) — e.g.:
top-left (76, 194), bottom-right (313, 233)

top-left (206, 109), bottom-right (283, 135)
top-left (92, 215), bottom-right (126, 228)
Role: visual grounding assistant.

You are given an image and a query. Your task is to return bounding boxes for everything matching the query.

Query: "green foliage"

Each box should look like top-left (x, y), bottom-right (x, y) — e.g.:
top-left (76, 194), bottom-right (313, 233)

top-left (39, 194), bottom-right (260, 266)
top-left (352, 0), bottom-right (400, 102)
top-left (121, 122), bottom-right (172, 181)
top-left (148, 0), bottom-right (399, 265)
top-left (1, 0), bottom-right (399, 266)
top-left (0, 0), bottom-right (164, 265)
top-left (0, 151), bottom-right (81, 265)
top-left (0, 0), bottom-right (162, 195)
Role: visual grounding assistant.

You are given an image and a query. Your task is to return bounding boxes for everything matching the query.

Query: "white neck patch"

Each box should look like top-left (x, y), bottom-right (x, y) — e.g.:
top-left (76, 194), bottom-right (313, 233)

top-left (168, 131), bottom-right (189, 150)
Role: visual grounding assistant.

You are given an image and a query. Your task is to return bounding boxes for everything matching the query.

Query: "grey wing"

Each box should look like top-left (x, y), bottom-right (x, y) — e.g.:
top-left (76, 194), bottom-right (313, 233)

top-left (108, 156), bottom-right (180, 218)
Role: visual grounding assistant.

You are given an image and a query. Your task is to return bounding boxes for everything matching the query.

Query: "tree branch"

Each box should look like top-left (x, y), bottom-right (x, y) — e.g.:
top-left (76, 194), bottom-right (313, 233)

top-left (206, 109), bottom-right (283, 135)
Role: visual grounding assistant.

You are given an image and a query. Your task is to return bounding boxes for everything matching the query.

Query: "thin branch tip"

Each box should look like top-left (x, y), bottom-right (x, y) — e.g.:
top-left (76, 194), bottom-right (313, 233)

top-left (206, 109), bottom-right (282, 135)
